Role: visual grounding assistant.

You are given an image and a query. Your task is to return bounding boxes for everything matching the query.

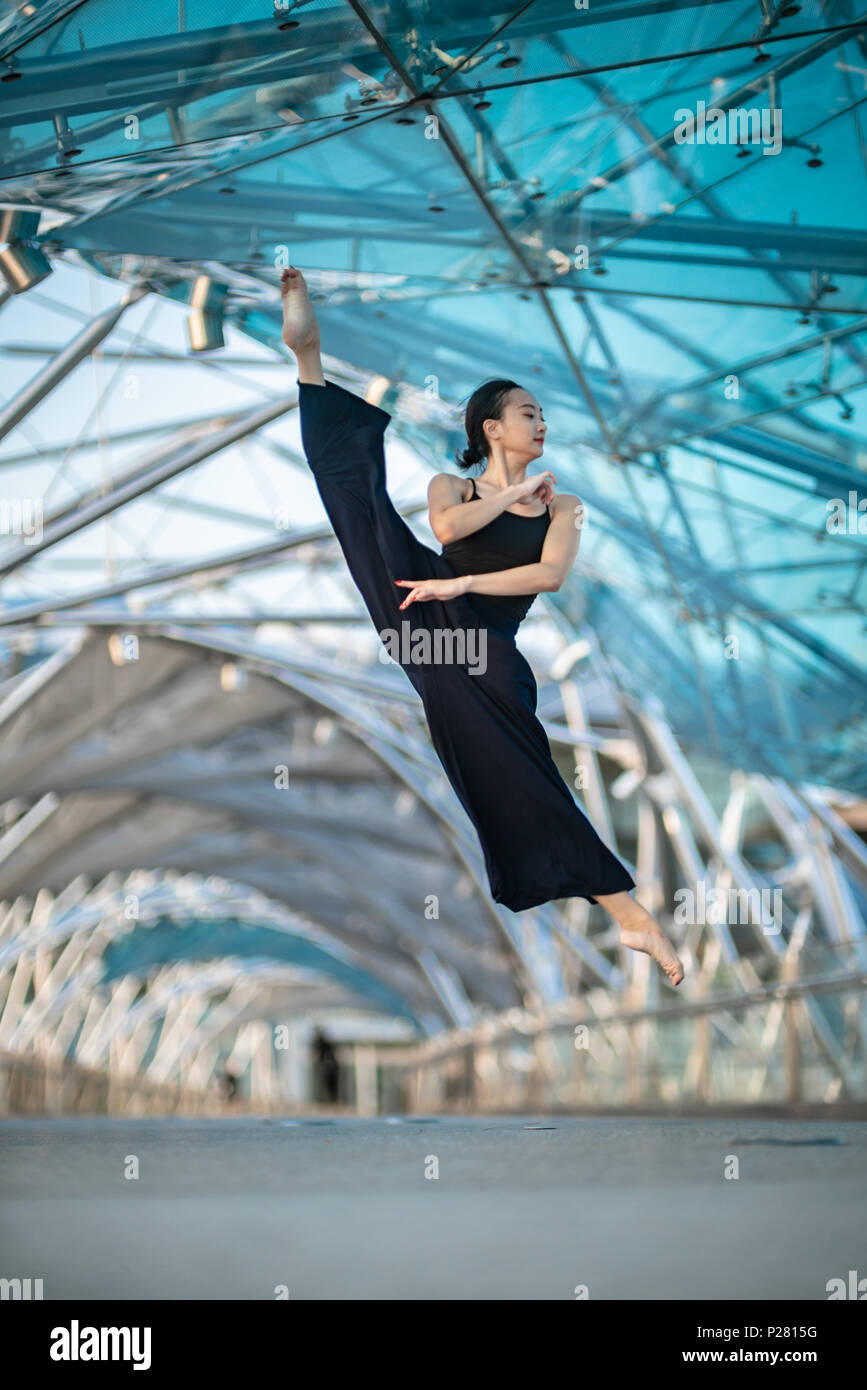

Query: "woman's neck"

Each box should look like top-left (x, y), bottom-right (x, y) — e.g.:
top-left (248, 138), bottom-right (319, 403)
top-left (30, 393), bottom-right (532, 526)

top-left (477, 447), bottom-right (530, 490)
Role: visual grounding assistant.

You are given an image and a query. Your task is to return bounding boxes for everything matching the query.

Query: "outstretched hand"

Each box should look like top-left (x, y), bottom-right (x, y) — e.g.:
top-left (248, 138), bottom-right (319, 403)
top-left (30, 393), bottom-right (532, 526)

top-left (394, 576), bottom-right (469, 609)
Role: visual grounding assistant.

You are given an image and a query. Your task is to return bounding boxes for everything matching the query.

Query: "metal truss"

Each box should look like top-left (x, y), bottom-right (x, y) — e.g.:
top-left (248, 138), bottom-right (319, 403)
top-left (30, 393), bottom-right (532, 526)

top-left (0, 615), bottom-right (862, 1109)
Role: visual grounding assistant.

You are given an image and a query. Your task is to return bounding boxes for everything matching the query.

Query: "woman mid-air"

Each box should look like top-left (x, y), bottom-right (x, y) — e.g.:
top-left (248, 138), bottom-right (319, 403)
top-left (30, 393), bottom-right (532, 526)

top-left (281, 266), bottom-right (684, 987)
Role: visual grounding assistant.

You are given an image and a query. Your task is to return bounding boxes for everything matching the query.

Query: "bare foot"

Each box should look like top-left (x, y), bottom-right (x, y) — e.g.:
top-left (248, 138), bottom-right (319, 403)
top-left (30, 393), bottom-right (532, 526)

top-left (280, 266), bottom-right (320, 354)
top-left (620, 920), bottom-right (684, 986)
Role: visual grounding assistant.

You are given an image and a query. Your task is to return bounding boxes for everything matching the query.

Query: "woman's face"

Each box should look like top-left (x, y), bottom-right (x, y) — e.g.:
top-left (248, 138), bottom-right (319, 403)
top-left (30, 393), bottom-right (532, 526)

top-left (486, 389), bottom-right (546, 459)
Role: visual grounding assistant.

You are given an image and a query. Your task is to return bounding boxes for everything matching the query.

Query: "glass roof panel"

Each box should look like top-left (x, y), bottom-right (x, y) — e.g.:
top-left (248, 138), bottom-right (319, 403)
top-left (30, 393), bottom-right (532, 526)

top-left (0, 0), bottom-right (864, 792)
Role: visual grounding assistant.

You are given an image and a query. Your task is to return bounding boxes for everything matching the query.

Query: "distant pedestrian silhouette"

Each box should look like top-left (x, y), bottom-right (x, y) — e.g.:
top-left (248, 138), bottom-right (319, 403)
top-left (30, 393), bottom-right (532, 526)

top-left (311, 1028), bottom-right (340, 1104)
top-left (217, 1067), bottom-right (239, 1103)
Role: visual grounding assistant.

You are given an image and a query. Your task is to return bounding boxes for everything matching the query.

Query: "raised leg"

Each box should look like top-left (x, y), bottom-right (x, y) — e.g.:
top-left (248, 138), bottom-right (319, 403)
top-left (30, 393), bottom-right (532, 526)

top-left (297, 376), bottom-right (459, 623)
top-left (282, 268), bottom-right (478, 659)
top-left (595, 889), bottom-right (685, 985)
top-left (281, 266), bottom-right (324, 385)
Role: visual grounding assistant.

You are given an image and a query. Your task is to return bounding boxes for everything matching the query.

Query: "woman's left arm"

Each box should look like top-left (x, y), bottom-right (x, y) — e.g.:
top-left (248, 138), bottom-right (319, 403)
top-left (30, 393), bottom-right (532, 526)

top-left (395, 494), bottom-right (583, 608)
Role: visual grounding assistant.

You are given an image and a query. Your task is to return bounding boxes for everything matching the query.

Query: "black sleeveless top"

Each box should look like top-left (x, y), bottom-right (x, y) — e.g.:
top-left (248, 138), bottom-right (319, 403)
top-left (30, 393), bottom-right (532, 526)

top-left (440, 477), bottom-right (552, 624)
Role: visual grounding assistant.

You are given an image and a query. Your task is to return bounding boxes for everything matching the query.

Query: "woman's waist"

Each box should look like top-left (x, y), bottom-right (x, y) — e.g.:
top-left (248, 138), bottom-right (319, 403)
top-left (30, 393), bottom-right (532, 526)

top-left (464, 591), bottom-right (526, 636)
top-left (438, 550), bottom-right (535, 632)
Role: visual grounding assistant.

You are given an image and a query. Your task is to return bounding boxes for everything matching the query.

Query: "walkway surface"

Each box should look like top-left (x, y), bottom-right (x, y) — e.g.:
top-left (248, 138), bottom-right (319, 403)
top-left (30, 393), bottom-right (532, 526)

top-left (1, 1114), bottom-right (864, 1299)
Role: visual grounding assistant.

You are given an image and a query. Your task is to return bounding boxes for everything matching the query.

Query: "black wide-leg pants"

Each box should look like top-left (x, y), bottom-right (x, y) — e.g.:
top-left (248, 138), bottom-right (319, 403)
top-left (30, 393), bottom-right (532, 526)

top-left (297, 377), bottom-right (636, 911)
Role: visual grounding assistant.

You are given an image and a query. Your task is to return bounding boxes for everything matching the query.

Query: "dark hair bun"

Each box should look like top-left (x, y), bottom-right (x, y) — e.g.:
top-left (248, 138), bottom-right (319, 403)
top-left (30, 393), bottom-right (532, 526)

top-left (455, 440), bottom-right (486, 469)
top-left (454, 377), bottom-right (522, 471)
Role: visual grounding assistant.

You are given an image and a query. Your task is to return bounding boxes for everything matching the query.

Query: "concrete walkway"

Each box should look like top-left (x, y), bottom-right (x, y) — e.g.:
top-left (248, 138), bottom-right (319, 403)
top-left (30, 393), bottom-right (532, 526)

top-left (1, 1114), bottom-right (864, 1299)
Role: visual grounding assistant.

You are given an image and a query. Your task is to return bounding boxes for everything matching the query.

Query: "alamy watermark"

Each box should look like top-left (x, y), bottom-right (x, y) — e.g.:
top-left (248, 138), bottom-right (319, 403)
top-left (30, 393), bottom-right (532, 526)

top-left (827, 1268), bottom-right (866, 1299)
top-left (674, 884), bottom-right (782, 934)
top-left (49, 1320), bottom-right (151, 1370)
top-left (1, 1276), bottom-right (43, 1299)
top-left (378, 620), bottom-right (488, 675)
top-left (826, 491), bottom-right (866, 534)
top-left (0, 497), bottom-right (43, 544)
top-left (673, 101), bottom-right (783, 156)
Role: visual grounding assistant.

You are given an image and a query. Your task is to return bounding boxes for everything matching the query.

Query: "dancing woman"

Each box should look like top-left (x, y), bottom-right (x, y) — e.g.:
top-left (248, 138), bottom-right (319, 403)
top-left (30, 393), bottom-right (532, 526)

top-left (281, 266), bottom-right (683, 986)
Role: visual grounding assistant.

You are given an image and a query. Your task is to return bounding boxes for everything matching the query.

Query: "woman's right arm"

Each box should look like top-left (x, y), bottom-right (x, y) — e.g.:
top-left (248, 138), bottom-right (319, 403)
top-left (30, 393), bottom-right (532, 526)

top-left (427, 472), bottom-right (553, 545)
top-left (427, 474), bottom-right (499, 544)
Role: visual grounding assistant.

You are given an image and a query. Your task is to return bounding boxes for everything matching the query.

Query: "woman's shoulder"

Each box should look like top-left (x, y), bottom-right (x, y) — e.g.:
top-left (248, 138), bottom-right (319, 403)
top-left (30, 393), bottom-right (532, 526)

top-left (427, 472), bottom-right (473, 503)
top-left (549, 490), bottom-right (583, 517)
